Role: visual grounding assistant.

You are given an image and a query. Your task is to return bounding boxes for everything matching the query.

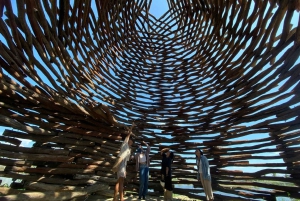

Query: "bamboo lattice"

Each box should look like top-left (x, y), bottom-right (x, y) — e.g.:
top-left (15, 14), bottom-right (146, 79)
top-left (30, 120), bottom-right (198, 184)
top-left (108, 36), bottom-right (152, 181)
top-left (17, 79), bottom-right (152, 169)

top-left (0, 0), bottom-right (299, 200)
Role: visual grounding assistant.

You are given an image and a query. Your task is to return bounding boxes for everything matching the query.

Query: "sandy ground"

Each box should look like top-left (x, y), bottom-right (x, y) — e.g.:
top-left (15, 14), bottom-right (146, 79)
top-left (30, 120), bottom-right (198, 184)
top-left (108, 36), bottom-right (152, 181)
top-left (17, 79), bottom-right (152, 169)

top-left (105, 195), bottom-right (192, 200)
top-left (84, 193), bottom-right (195, 201)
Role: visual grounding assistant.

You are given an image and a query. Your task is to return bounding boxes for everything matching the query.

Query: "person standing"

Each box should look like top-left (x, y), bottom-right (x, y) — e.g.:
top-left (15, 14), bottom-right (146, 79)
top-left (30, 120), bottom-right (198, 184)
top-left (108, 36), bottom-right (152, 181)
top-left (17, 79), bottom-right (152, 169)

top-left (195, 149), bottom-right (214, 201)
top-left (112, 131), bottom-right (134, 201)
top-left (161, 148), bottom-right (174, 201)
top-left (135, 141), bottom-right (151, 200)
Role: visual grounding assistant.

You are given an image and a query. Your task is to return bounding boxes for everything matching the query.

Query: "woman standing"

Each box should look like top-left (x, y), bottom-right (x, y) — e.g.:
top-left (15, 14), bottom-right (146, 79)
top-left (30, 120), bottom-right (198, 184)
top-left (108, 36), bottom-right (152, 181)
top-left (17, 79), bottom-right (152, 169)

top-left (161, 148), bottom-right (174, 201)
top-left (135, 141), bottom-right (151, 200)
top-left (112, 132), bottom-right (134, 201)
top-left (195, 149), bottom-right (214, 201)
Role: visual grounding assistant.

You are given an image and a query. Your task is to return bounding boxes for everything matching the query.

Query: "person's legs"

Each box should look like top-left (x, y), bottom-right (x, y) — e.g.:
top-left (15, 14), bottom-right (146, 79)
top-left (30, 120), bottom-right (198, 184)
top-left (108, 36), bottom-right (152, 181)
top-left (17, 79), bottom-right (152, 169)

top-left (142, 166), bottom-right (149, 198)
top-left (203, 179), bottom-right (214, 201)
top-left (164, 176), bottom-right (172, 191)
top-left (200, 173), bottom-right (213, 201)
top-left (119, 177), bottom-right (125, 201)
top-left (113, 178), bottom-right (120, 201)
top-left (163, 189), bottom-right (167, 201)
top-left (199, 173), bottom-right (204, 187)
top-left (166, 189), bottom-right (173, 201)
top-left (139, 165), bottom-right (145, 198)
top-left (199, 173), bottom-right (207, 200)
top-left (164, 176), bottom-right (173, 201)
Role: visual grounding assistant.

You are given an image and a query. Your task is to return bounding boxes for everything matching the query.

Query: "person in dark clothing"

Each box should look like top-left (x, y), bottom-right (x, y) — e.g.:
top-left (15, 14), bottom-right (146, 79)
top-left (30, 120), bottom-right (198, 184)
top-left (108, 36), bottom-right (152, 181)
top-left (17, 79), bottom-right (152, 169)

top-left (160, 148), bottom-right (174, 201)
top-left (160, 149), bottom-right (167, 181)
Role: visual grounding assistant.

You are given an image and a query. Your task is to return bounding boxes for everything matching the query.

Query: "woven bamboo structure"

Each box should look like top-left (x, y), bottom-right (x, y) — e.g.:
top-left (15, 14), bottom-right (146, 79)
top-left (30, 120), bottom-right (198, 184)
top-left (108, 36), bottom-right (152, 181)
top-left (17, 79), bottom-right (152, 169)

top-left (0, 0), bottom-right (299, 200)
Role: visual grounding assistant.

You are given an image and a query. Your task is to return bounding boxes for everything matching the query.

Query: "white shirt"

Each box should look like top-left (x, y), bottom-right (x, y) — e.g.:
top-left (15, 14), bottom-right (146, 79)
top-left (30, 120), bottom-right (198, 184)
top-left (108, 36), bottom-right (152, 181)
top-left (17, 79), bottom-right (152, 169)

top-left (139, 152), bottom-right (146, 163)
top-left (197, 159), bottom-right (202, 173)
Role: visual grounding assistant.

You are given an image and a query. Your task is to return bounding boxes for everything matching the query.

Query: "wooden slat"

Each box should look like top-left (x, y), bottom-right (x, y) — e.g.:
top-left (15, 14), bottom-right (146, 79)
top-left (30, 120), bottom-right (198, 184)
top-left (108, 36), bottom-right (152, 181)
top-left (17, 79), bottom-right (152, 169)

top-left (0, 0), bottom-right (299, 200)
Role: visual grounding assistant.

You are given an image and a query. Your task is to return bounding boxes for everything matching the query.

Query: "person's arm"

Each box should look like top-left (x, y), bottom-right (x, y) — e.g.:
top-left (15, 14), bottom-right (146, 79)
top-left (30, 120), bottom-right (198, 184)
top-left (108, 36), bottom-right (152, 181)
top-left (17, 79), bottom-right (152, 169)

top-left (123, 132), bottom-right (131, 143)
top-left (143, 141), bottom-right (149, 147)
top-left (161, 148), bottom-right (169, 153)
top-left (124, 122), bottom-right (135, 143)
top-left (161, 148), bottom-right (169, 157)
top-left (143, 141), bottom-right (150, 153)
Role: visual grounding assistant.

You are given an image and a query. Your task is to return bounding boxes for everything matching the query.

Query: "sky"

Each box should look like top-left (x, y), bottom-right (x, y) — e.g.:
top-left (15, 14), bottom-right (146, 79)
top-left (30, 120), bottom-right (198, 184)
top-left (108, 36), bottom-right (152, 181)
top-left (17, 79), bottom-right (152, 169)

top-left (0, 0), bottom-right (299, 178)
top-left (141, 0), bottom-right (300, 175)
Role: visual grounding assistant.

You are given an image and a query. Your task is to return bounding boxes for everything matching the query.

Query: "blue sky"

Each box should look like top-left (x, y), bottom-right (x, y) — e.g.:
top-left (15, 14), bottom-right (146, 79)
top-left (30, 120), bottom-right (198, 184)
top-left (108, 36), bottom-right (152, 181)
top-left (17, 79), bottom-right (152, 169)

top-left (150, 0), bottom-right (300, 172)
top-left (0, 0), bottom-right (300, 177)
top-left (147, 0), bottom-right (300, 175)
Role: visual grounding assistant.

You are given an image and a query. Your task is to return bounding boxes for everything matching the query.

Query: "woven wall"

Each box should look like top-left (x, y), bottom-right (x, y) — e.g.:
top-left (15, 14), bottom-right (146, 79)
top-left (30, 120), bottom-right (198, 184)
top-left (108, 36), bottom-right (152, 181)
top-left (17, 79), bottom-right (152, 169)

top-left (0, 0), bottom-right (299, 200)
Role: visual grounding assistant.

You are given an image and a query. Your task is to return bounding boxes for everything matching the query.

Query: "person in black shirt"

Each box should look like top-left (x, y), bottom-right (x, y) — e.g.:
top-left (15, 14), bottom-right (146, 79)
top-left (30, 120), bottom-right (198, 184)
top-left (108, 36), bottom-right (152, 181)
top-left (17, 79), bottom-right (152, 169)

top-left (160, 148), bottom-right (174, 201)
